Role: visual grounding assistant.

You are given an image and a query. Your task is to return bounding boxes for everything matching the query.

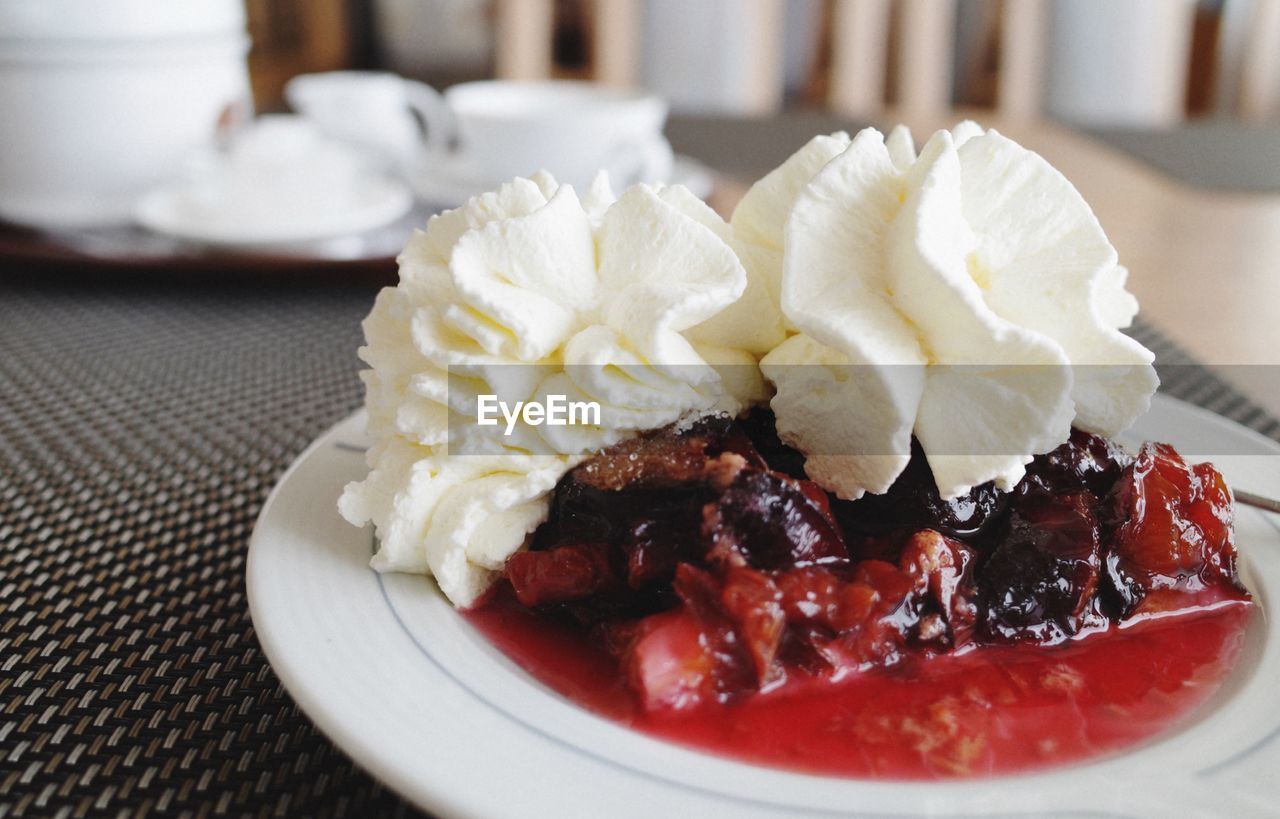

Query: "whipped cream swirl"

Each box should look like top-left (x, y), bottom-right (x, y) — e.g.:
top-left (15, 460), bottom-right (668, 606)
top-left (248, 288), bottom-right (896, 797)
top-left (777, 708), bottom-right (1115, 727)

top-left (754, 123), bottom-right (1156, 499)
top-left (340, 171), bottom-right (766, 605)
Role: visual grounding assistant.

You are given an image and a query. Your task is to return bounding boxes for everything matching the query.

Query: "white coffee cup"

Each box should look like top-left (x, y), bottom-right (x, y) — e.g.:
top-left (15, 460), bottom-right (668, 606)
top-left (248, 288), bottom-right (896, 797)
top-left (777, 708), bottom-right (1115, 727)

top-left (433, 80), bottom-right (673, 189)
top-left (285, 71), bottom-right (450, 168)
top-left (0, 0), bottom-right (252, 229)
top-left (291, 76), bottom-right (672, 192)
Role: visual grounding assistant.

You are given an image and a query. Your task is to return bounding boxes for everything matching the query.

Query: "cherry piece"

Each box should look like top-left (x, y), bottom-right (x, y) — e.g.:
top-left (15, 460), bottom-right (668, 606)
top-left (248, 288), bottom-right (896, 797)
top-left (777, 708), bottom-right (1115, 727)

top-left (775, 561), bottom-right (918, 673)
top-left (832, 439), bottom-right (1008, 548)
top-left (1103, 443), bottom-right (1247, 616)
top-left (622, 564), bottom-right (757, 710)
top-left (505, 542), bottom-right (619, 607)
top-left (704, 469), bottom-right (850, 571)
top-left (1019, 428), bottom-right (1132, 501)
top-left (898, 529), bottom-right (978, 648)
top-left (979, 491), bottom-right (1102, 644)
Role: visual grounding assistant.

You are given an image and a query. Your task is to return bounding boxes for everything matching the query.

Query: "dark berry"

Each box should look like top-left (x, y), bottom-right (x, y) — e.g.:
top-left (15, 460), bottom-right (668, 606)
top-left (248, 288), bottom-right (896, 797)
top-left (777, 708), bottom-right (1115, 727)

top-left (979, 491), bottom-right (1102, 644)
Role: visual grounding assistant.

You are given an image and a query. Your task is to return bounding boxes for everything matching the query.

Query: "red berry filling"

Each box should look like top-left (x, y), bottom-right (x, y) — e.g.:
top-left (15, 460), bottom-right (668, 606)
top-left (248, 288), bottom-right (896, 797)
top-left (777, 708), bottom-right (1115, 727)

top-left (492, 411), bottom-right (1250, 713)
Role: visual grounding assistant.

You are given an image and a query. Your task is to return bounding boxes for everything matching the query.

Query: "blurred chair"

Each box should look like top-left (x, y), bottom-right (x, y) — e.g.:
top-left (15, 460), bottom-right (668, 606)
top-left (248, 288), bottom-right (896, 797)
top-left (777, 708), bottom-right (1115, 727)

top-left (494, 0), bottom-right (555, 82)
top-left (1218, 0), bottom-right (1280, 120)
top-left (494, 0), bottom-right (1042, 117)
top-left (491, 0), bottom-right (1280, 123)
top-left (826, 0), bottom-right (1280, 124)
top-left (375, 0), bottom-right (493, 84)
top-left (828, 0), bottom-right (1018, 118)
top-left (496, 0), bottom-right (786, 114)
top-left (246, 0), bottom-right (355, 109)
top-left (831, 0), bottom-right (969, 118)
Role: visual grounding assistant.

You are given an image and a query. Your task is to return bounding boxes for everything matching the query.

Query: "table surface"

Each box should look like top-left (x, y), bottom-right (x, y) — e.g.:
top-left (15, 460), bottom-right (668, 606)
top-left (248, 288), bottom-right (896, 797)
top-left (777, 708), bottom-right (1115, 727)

top-left (4, 114), bottom-right (1280, 819)
top-left (1084, 120), bottom-right (1280, 194)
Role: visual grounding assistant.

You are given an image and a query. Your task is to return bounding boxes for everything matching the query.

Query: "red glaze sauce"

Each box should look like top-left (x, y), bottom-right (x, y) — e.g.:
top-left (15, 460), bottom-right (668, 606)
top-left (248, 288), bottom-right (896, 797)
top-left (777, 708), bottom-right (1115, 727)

top-left (465, 590), bottom-right (1253, 779)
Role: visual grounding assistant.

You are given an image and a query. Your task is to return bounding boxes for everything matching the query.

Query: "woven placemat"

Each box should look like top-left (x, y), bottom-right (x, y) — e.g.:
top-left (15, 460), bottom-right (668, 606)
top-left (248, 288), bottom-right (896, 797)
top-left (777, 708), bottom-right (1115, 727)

top-left (1, 279), bottom-right (1277, 818)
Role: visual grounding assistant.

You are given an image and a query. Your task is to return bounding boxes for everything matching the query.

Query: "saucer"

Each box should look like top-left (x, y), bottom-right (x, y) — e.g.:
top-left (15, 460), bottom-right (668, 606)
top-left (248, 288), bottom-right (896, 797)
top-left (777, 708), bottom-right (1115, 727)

top-left (135, 115), bottom-right (415, 249)
top-left (135, 176), bottom-right (414, 249)
top-left (410, 153), bottom-right (716, 209)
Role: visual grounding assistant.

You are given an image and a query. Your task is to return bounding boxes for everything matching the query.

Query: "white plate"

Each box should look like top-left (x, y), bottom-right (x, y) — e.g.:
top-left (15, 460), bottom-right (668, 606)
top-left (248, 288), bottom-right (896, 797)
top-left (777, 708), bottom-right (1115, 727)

top-left (410, 153), bottom-right (716, 208)
top-left (134, 176), bottom-right (414, 248)
top-left (247, 394), bottom-right (1280, 818)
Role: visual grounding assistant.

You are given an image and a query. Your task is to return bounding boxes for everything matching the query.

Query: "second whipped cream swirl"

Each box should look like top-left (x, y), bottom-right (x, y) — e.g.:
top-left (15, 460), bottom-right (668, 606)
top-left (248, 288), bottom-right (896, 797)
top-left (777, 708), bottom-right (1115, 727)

top-left (744, 123), bottom-right (1156, 499)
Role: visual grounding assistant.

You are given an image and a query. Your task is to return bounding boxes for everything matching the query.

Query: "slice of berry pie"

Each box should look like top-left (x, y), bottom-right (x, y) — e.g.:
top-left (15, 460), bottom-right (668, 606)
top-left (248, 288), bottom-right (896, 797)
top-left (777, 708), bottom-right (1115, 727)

top-left (342, 123), bottom-right (1254, 779)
